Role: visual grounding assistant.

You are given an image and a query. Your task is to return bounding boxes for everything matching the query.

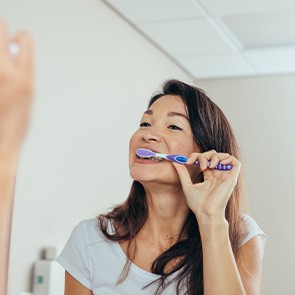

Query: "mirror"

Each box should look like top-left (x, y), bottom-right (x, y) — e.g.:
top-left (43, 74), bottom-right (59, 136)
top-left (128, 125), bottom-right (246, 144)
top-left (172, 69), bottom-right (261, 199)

top-left (1, 1), bottom-right (294, 294)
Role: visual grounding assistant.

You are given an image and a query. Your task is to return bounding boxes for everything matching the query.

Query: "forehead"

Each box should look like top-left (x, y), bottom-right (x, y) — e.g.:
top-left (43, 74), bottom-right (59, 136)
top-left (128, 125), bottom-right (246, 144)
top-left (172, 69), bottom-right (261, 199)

top-left (149, 95), bottom-right (187, 112)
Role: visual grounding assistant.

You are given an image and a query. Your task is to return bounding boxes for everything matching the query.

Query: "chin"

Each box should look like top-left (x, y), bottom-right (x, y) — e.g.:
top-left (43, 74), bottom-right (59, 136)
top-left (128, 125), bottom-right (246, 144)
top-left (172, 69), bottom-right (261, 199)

top-left (129, 171), bottom-right (180, 186)
top-left (129, 170), bottom-right (156, 182)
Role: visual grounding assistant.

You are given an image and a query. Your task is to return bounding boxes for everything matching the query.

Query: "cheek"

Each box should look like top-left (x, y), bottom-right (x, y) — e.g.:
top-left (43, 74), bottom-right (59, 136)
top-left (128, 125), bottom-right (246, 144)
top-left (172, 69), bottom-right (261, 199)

top-left (169, 138), bottom-right (195, 155)
top-left (129, 132), bottom-right (140, 166)
top-left (129, 132), bottom-right (139, 151)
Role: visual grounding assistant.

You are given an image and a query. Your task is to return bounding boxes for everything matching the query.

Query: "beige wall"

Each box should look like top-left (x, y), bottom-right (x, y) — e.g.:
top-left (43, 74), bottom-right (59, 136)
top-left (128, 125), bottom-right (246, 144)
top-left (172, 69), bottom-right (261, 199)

top-left (1, 0), bottom-right (192, 294)
top-left (198, 75), bottom-right (295, 295)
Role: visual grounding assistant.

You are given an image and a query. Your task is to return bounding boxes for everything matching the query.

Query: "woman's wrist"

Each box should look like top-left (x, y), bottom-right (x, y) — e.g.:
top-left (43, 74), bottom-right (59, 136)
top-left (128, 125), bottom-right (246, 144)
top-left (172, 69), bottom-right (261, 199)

top-left (194, 212), bottom-right (229, 236)
top-left (198, 218), bottom-right (229, 244)
top-left (194, 210), bottom-right (228, 225)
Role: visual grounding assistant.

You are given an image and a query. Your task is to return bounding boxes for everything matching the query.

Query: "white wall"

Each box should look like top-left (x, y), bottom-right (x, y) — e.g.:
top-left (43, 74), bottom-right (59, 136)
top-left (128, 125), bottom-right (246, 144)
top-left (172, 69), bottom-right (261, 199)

top-left (1, 1), bottom-right (192, 294)
top-left (198, 75), bottom-right (295, 295)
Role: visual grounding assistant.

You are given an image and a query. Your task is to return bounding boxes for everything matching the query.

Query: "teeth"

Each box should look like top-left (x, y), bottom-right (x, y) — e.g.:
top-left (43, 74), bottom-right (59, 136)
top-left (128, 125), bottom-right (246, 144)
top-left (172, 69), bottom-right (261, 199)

top-left (150, 156), bottom-right (164, 162)
top-left (138, 156), bottom-right (164, 162)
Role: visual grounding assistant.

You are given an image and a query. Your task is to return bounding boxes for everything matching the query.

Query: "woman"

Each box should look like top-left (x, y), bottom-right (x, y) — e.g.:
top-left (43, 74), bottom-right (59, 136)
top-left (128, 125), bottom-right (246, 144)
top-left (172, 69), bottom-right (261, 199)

top-left (57, 80), bottom-right (266, 294)
top-left (0, 19), bottom-right (34, 295)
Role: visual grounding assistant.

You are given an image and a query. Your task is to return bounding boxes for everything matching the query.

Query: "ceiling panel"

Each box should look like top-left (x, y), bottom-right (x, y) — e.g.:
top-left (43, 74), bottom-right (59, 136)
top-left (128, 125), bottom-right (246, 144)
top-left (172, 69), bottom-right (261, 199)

top-left (138, 19), bottom-right (235, 57)
top-left (105, 0), bottom-right (203, 23)
top-left (244, 46), bottom-right (295, 74)
top-left (177, 53), bottom-right (255, 79)
top-left (197, 0), bottom-right (295, 16)
top-left (104, 0), bottom-right (295, 79)
top-left (221, 11), bottom-right (295, 48)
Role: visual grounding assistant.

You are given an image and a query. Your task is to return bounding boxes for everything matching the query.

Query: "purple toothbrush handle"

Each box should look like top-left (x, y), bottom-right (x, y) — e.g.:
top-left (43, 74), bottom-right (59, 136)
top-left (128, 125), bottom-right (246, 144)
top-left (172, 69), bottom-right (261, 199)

top-left (166, 154), bottom-right (232, 170)
top-left (166, 154), bottom-right (188, 164)
top-left (194, 160), bottom-right (232, 171)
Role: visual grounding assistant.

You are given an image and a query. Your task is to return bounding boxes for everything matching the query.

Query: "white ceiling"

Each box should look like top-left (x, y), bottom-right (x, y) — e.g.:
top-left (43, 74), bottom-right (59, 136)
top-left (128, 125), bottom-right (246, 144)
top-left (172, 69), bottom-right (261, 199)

top-left (102, 0), bottom-right (295, 79)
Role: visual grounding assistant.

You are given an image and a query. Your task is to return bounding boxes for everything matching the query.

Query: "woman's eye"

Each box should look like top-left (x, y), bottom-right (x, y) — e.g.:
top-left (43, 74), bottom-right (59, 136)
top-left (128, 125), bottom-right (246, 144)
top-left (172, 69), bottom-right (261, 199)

top-left (140, 122), bottom-right (150, 127)
top-left (169, 125), bottom-right (182, 131)
top-left (139, 123), bottom-right (182, 131)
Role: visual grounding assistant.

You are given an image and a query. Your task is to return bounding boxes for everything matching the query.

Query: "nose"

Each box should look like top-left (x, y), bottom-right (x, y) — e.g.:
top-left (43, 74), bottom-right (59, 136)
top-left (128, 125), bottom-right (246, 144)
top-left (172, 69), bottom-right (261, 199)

top-left (142, 127), bottom-right (162, 142)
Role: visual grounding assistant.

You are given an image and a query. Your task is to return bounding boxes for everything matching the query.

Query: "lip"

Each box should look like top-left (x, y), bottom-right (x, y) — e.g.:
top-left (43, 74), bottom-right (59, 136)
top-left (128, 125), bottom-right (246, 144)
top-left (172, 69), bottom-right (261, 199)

top-left (134, 157), bottom-right (163, 164)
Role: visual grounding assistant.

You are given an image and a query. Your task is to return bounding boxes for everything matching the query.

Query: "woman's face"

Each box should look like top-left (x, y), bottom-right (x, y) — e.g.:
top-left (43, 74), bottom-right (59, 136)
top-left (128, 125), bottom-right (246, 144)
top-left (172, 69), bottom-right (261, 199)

top-left (129, 95), bottom-right (201, 185)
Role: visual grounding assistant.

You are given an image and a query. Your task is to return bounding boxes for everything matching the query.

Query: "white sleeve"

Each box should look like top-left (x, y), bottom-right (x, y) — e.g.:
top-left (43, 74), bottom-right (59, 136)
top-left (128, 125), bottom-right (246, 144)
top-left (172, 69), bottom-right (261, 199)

top-left (56, 221), bottom-right (92, 289)
top-left (241, 214), bottom-right (266, 256)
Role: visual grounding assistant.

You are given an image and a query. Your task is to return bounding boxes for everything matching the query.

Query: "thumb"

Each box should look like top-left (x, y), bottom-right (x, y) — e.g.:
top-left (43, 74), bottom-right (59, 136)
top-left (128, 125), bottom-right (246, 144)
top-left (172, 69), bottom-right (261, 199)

top-left (172, 162), bottom-right (193, 189)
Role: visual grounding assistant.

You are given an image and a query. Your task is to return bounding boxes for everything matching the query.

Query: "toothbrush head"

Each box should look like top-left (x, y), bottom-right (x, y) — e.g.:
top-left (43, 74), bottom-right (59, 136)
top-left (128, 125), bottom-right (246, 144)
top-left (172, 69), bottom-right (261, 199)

top-left (136, 148), bottom-right (155, 158)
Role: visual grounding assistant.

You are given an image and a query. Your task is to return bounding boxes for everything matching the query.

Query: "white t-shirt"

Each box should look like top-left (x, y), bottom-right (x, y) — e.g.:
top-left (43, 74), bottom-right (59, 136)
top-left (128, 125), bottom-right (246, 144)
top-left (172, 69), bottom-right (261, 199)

top-left (56, 214), bottom-right (265, 295)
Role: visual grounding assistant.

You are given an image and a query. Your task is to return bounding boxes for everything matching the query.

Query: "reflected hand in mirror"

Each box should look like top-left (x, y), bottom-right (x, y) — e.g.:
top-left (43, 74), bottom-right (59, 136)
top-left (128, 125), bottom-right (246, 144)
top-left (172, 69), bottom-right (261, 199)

top-left (0, 19), bottom-right (34, 295)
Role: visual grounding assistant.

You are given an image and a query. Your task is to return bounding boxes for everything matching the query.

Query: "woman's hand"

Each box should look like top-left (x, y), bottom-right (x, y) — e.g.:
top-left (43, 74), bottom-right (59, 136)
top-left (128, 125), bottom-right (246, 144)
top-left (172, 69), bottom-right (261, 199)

top-left (172, 149), bottom-right (241, 223)
top-left (0, 19), bottom-right (34, 151)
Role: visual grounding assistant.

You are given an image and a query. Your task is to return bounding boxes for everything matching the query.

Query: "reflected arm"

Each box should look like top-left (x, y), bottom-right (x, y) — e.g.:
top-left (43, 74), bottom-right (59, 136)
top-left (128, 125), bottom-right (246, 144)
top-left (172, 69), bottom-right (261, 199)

top-left (0, 148), bottom-right (19, 295)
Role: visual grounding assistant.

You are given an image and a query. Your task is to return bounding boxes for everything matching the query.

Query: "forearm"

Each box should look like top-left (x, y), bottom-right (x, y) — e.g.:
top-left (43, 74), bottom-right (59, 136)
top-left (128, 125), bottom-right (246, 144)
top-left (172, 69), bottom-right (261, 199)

top-left (198, 216), bottom-right (246, 295)
top-left (0, 149), bottom-right (19, 295)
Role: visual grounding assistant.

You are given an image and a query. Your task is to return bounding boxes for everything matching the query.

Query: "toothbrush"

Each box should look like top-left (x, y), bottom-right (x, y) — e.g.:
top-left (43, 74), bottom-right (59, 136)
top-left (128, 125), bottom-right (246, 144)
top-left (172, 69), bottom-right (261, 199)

top-left (136, 148), bottom-right (232, 171)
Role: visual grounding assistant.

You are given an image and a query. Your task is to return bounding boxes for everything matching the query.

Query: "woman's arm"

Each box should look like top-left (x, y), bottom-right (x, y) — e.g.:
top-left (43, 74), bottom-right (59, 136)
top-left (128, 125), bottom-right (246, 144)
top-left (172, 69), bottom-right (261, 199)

top-left (237, 235), bottom-right (264, 294)
top-left (65, 271), bottom-right (93, 295)
top-left (172, 150), bottom-right (264, 295)
top-left (198, 217), bottom-right (263, 295)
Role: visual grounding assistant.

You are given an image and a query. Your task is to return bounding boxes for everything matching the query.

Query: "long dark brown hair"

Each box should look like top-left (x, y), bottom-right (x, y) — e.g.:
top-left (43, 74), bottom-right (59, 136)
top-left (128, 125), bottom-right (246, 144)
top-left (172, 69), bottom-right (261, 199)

top-left (97, 79), bottom-right (248, 294)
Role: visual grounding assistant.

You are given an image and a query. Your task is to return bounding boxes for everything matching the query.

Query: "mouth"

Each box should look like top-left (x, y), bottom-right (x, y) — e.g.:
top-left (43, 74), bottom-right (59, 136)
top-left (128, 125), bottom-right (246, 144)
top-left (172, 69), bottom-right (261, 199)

top-left (135, 148), bottom-right (165, 163)
top-left (135, 154), bottom-right (165, 162)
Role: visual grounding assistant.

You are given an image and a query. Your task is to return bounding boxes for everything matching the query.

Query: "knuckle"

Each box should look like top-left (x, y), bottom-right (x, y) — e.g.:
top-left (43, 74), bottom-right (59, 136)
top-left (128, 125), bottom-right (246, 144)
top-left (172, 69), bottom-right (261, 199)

top-left (16, 30), bottom-right (30, 39)
top-left (190, 153), bottom-right (200, 160)
top-left (199, 154), bottom-right (206, 160)
top-left (204, 149), bottom-right (216, 155)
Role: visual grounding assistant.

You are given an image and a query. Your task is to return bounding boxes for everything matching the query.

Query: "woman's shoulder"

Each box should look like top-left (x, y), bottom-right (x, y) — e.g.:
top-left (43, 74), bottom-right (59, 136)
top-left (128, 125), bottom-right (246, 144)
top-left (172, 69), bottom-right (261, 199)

top-left (71, 216), bottom-right (114, 245)
top-left (56, 217), bottom-right (119, 289)
top-left (240, 213), bottom-right (266, 249)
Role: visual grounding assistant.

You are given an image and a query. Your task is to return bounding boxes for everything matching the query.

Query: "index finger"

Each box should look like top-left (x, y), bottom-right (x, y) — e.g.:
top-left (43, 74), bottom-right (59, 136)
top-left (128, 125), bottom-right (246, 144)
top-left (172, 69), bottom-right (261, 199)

top-left (172, 162), bottom-right (193, 189)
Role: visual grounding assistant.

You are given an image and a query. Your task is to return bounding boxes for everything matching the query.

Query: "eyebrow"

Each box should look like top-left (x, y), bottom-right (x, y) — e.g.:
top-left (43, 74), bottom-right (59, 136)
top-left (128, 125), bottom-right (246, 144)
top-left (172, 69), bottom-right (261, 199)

top-left (143, 109), bottom-right (189, 121)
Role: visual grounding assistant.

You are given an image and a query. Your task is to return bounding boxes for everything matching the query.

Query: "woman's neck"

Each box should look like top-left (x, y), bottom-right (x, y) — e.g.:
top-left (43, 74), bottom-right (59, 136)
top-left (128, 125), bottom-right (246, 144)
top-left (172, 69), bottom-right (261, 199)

top-left (137, 182), bottom-right (190, 248)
